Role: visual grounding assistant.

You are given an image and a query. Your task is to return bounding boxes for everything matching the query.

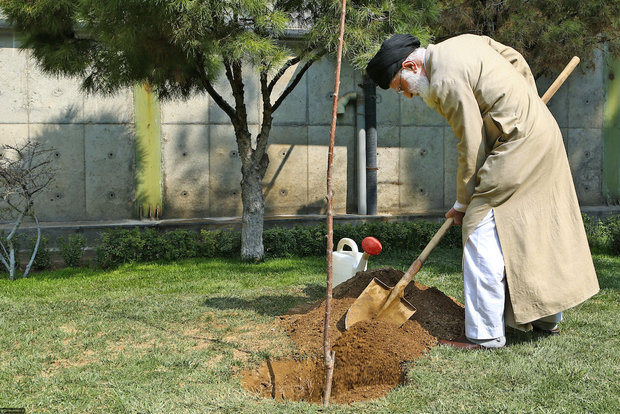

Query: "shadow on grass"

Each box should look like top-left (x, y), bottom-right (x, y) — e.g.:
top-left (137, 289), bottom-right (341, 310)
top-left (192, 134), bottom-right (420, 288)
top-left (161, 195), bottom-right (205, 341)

top-left (203, 283), bottom-right (325, 316)
top-left (505, 327), bottom-right (561, 347)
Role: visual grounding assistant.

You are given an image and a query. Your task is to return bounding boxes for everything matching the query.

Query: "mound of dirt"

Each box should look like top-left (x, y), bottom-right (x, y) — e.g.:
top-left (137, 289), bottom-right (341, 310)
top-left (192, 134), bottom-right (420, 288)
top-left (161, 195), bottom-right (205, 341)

top-left (242, 267), bottom-right (465, 405)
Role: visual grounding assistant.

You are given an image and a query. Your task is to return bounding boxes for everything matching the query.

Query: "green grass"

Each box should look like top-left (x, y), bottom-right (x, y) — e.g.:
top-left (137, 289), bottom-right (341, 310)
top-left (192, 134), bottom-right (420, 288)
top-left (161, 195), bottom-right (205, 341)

top-left (0, 249), bottom-right (618, 413)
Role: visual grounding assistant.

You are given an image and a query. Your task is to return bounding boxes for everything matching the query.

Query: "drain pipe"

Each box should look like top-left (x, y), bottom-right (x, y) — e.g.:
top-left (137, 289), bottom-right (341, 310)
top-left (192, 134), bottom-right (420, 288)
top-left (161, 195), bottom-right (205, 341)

top-left (363, 76), bottom-right (378, 215)
top-left (337, 90), bottom-right (367, 215)
top-left (356, 92), bottom-right (367, 215)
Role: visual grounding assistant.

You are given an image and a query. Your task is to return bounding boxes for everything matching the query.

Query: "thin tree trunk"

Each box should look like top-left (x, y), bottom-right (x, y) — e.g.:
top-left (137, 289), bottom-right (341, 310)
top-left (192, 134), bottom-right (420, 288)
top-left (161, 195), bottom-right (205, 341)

top-left (23, 214), bottom-right (40, 278)
top-left (9, 243), bottom-right (15, 281)
top-left (323, 0), bottom-right (347, 406)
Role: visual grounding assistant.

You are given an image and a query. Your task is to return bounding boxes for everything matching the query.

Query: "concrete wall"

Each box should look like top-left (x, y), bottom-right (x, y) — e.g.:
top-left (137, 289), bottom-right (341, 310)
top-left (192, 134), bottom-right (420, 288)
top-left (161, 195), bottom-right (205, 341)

top-left (0, 29), bottom-right (611, 223)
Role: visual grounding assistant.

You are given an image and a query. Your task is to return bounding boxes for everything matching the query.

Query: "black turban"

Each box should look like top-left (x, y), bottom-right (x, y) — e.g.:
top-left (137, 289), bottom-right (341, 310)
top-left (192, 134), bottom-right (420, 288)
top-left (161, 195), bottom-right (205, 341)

top-left (366, 34), bottom-right (421, 89)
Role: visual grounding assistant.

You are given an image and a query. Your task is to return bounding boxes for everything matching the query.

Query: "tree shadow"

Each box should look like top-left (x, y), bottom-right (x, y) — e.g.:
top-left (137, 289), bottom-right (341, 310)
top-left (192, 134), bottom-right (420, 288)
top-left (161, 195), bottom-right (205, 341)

top-left (202, 283), bottom-right (325, 316)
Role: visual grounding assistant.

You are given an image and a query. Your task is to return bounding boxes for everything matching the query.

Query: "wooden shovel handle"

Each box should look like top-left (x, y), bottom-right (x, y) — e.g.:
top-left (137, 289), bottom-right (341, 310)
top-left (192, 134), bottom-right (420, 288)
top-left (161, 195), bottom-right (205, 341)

top-left (541, 56), bottom-right (580, 104)
top-left (377, 218), bottom-right (454, 315)
top-left (395, 217), bottom-right (454, 289)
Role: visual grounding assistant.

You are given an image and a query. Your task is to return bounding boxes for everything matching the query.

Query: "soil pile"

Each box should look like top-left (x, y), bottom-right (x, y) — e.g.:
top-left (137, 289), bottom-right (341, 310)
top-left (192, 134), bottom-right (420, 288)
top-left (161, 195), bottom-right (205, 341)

top-left (242, 267), bottom-right (465, 404)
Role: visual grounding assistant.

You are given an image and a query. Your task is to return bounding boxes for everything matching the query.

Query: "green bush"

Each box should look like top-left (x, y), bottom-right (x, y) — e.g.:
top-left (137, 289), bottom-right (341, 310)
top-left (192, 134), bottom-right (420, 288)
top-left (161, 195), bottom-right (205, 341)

top-left (264, 226), bottom-right (297, 258)
top-left (607, 215), bottom-right (620, 255)
top-left (29, 234), bottom-right (51, 270)
top-left (58, 234), bottom-right (87, 267)
top-left (214, 229), bottom-right (242, 257)
top-left (582, 213), bottom-right (620, 255)
top-left (262, 220), bottom-right (462, 259)
top-left (92, 214), bottom-right (617, 268)
top-left (197, 229), bottom-right (241, 258)
top-left (95, 227), bottom-right (245, 268)
top-left (96, 228), bottom-right (146, 269)
top-left (198, 229), bottom-right (218, 258)
top-left (161, 230), bottom-right (199, 261)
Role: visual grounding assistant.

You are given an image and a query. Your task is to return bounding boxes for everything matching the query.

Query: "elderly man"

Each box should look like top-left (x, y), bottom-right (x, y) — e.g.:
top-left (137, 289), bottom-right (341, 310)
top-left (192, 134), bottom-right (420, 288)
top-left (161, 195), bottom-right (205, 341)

top-left (366, 34), bottom-right (599, 349)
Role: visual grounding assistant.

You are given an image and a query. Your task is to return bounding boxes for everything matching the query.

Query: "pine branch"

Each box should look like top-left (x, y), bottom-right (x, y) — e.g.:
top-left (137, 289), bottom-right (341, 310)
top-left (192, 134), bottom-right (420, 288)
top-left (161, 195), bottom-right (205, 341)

top-left (272, 58), bottom-right (315, 112)
top-left (255, 72), bottom-right (272, 163)
top-left (229, 61), bottom-right (248, 123)
top-left (196, 53), bottom-right (236, 120)
top-left (267, 56), bottom-right (301, 94)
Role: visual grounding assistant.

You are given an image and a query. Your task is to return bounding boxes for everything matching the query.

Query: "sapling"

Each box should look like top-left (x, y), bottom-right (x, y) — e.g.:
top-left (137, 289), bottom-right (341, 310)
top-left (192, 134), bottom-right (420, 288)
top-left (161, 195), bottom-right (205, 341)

top-left (0, 139), bottom-right (54, 279)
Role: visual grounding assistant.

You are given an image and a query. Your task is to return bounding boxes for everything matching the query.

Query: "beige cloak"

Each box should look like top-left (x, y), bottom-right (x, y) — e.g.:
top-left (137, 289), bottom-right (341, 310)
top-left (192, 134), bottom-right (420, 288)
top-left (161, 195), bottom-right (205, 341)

top-left (424, 34), bottom-right (599, 327)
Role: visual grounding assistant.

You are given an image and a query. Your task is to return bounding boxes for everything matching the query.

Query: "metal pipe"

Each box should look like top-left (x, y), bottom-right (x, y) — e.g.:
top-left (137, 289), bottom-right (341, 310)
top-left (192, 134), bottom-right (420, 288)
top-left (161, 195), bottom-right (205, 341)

top-left (364, 76), bottom-right (378, 215)
top-left (337, 90), bottom-right (367, 215)
top-left (356, 92), bottom-right (367, 215)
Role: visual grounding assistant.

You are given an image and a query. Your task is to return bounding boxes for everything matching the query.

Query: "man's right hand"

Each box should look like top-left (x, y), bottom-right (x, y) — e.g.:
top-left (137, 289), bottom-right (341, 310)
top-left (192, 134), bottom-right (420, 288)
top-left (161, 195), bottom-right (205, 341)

top-left (445, 208), bottom-right (465, 226)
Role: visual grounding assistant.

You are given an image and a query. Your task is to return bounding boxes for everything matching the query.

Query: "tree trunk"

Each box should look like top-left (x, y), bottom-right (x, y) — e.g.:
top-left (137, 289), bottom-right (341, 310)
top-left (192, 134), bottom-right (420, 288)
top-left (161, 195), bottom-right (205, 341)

top-left (240, 164), bottom-right (265, 261)
top-left (235, 119), bottom-right (270, 261)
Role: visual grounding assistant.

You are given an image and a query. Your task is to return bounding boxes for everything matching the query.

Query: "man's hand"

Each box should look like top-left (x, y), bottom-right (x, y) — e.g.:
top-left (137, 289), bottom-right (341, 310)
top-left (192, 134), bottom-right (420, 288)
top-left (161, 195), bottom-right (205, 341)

top-left (445, 208), bottom-right (465, 225)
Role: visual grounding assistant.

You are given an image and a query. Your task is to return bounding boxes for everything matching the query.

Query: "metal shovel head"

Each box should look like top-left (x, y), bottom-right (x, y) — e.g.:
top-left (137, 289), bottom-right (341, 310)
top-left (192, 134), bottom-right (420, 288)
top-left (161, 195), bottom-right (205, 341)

top-left (345, 277), bottom-right (417, 329)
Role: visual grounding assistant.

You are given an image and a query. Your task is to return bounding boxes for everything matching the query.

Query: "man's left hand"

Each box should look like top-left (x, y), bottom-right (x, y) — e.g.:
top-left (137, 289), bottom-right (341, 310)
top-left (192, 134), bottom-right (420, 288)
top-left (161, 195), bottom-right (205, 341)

top-left (445, 208), bottom-right (465, 225)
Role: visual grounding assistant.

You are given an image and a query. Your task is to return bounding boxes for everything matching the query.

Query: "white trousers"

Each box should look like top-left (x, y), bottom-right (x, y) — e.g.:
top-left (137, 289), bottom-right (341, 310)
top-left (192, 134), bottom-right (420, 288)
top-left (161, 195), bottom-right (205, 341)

top-left (463, 210), bottom-right (506, 340)
top-left (463, 210), bottom-right (562, 340)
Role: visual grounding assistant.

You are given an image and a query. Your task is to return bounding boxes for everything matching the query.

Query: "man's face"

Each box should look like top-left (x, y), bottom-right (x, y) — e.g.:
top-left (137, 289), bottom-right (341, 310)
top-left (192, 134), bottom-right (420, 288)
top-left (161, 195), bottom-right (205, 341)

top-left (390, 67), bottom-right (432, 106)
top-left (389, 69), bottom-right (411, 98)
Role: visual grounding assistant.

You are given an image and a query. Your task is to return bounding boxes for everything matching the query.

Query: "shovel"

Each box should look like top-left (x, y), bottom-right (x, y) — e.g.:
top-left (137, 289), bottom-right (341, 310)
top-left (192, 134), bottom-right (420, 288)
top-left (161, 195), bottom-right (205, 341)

top-left (344, 55), bottom-right (581, 330)
top-left (345, 218), bottom-right (453, 329)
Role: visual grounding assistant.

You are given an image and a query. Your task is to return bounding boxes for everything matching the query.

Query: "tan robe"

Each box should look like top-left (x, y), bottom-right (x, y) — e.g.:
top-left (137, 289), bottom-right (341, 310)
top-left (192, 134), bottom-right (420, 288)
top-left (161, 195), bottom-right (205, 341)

top-left (425, 34), bottom-right (599, 327)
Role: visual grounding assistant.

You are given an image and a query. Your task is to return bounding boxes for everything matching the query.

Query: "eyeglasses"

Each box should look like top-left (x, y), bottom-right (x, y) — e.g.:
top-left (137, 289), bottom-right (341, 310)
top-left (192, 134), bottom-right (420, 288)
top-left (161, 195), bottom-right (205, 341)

top-left (396, 70), bottom-right (404, 94)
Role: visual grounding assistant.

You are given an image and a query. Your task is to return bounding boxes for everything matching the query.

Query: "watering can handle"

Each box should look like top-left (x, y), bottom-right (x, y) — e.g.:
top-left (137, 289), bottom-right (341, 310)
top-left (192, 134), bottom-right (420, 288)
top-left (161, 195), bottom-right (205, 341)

top-left (336, 238), bottom-right (359, 253)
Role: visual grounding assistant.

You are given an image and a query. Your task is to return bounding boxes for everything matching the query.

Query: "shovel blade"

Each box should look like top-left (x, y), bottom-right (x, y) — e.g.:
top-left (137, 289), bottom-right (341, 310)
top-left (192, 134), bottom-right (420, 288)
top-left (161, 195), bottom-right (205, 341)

top-left (345, 278), bottom-right (417, 329)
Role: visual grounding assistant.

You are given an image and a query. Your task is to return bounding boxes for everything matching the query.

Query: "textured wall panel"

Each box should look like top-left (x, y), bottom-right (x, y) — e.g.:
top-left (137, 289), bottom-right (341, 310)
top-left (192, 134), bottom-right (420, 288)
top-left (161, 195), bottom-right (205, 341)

top-left (307, 58), bottom-right (355, 126)
top-left (568, 51), bottom-right (605, 129)
top-left (376, 88), bottom-right (401, 126)
top-left (84, 89), bottom-right (134, 124)
top-left (161, 125), bottom-right (210, 218)
top-left (443, 128), bottom-right (458, 209)
top-left (0, 46), bottom-right (29, 123)
top-left (0, 124), bottom-right (28, 146)
top-left (400, 96), bottom-right (445, 127)
top-left (263, 126), bottom-right (308, 214)
top-left (161, 93), bottom-right (209, 124)
top-left (567, 128), bottom-right (604, 205)
top-left (537, 75), bottom-right (569, 128)
top-left (84, 125), bottom-right (135, 219)
top-left (307, 125), bottom-right (354, 213)
top-left (399, 126), bottom-right (444, 212)
top-left (376, 126), bottom-right (400, 213)
top-left (208, 124), bottom-right (243, 216)
top-left (271, 60), bottom-right (308, 125)
top-left (30, 124), bottom-right (86, 220)
top-left (28, 69), bottom-right (83, 124)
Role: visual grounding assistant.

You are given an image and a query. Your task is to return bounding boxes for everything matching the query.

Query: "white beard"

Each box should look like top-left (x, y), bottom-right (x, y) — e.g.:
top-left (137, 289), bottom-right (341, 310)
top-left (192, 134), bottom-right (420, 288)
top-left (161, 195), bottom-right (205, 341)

top-left (402, 70), bottom-right (433, 108)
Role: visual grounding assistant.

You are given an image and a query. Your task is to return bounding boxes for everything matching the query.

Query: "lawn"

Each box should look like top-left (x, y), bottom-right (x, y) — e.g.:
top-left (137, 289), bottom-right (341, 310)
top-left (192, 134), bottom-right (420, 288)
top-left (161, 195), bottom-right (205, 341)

top-left (0, 249), bottom-right (618, 413)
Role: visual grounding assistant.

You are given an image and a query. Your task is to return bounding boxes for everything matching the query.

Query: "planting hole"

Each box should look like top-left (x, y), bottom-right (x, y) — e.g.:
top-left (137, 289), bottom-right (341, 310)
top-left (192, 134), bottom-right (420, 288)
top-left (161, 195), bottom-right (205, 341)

top-left (242, 268), bottom-right (465, 404)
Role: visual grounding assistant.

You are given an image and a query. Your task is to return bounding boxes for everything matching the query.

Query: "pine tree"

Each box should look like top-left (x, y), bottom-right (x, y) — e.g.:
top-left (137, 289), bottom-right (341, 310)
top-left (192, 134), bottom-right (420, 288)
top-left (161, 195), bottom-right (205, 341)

top-left (436, 0), bottom-right (620, 78)
top-left (0, 0), bottom-right (438, 260)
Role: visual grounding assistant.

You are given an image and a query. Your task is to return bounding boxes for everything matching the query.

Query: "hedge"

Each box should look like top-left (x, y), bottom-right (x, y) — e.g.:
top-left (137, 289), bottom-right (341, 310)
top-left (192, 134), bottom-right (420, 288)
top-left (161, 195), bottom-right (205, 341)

top-left (87, 213), bottom-right (620, 268)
